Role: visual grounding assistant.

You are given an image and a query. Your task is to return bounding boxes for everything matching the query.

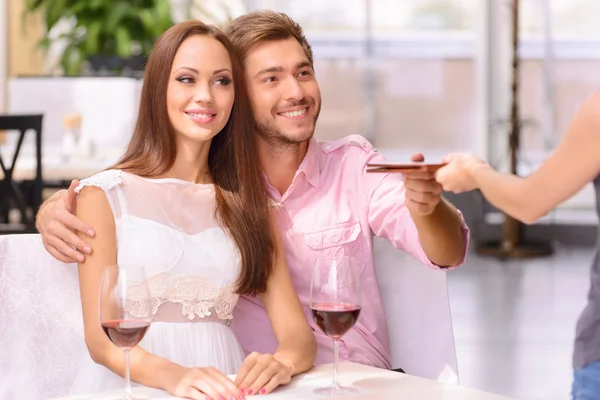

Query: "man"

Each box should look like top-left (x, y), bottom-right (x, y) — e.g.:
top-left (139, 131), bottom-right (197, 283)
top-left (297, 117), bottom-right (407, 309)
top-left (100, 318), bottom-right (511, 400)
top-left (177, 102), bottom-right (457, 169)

top-left (36, 10), bottom-right (469, 371)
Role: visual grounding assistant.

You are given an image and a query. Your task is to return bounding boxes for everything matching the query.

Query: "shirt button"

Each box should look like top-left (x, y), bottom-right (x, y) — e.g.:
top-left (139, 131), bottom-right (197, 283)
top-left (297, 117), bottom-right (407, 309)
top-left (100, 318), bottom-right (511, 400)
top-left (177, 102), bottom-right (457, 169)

top-left (325, 145), bottom-right (331, 150)
top-left (332, 235), bottom-right (340, 243)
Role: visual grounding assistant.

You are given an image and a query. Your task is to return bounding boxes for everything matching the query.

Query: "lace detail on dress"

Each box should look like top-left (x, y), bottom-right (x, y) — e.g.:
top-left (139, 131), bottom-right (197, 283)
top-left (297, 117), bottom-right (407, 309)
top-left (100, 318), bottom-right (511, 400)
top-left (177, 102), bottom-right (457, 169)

top-left (127, 273), bottom-right (239, 322)
top-left (75, 169), bottom-right (123, 193)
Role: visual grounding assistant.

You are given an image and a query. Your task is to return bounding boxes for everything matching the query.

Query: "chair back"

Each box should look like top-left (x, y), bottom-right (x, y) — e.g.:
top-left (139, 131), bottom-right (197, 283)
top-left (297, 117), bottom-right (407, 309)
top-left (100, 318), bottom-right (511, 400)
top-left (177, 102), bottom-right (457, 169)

top-left (0, 234), bottom-right (84, 399)
top-left (0, 114), bottom-right (44, 232)
top-left (375, 237), bottom-right (459, 383)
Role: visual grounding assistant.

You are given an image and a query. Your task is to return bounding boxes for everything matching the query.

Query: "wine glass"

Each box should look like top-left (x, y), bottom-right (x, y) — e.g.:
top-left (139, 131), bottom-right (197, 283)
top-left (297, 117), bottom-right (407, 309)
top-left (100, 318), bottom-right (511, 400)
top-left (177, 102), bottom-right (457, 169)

top-left (99, 265), bottom-right (152, 400)
top-left (309, 256), bottom-right (362, 395)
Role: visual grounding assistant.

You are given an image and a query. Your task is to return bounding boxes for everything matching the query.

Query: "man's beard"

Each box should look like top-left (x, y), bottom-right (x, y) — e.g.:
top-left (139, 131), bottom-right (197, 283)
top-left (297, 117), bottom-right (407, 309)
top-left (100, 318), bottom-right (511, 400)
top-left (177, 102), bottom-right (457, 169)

top-left (255, 102), bottom-right (321, 150)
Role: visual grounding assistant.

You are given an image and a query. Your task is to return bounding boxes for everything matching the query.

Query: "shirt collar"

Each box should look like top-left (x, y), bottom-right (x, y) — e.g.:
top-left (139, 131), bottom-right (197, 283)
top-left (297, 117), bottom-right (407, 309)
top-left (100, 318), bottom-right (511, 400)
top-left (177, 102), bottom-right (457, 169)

top-left (296, 138), bottom-right (320, 188)
top-left (262, 138), bottom-right (321, 201)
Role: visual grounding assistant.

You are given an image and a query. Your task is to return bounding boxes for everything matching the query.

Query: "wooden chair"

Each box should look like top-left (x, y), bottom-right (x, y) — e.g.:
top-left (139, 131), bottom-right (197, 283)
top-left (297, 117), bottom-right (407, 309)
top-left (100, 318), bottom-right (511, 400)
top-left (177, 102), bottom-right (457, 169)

top-left (0, 114), bottom-right (43, 233)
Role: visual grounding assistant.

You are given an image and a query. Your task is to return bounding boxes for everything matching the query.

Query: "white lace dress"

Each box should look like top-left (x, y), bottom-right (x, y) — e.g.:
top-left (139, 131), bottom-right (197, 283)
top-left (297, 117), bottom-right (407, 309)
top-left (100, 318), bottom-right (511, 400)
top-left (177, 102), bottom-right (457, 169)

top-left (69, 170), bottom-right (246, 395)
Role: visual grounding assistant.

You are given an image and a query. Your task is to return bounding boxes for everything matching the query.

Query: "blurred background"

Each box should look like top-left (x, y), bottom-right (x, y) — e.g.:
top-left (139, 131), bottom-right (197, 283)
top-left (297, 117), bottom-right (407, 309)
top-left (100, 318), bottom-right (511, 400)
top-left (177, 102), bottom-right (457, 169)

top-left (0, 1), bottom-right (599, 399)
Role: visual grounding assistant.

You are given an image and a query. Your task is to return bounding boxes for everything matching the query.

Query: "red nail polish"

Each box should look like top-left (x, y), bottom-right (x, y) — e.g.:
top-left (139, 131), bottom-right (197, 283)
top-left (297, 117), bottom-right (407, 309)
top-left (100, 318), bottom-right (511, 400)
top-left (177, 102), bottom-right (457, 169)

top-left (260, 388), bottom-right (266, 394)
top-left (246, 389), bottom-right (253, 395)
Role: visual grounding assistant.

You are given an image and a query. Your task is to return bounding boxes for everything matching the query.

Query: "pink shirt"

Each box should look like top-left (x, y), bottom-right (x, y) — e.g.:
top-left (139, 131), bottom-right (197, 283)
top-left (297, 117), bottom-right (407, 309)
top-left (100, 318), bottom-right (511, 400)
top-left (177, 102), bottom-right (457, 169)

top-left (231, 135), bottom-right (470, 369)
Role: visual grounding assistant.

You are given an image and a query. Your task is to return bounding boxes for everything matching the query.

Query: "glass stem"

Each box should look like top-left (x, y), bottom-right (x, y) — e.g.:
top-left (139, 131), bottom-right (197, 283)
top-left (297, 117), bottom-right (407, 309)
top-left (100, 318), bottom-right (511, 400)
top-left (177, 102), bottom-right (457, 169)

top-left (124, 348), bottom-right (133, 398)
top-left (332, 339), bottom-right (340, 388)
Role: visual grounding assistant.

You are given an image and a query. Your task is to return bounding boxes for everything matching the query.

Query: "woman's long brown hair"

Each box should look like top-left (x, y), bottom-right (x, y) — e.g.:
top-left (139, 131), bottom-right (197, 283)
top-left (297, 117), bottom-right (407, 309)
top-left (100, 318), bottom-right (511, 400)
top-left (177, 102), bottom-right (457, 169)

top-left (112, 21), bottom-right (274, 296)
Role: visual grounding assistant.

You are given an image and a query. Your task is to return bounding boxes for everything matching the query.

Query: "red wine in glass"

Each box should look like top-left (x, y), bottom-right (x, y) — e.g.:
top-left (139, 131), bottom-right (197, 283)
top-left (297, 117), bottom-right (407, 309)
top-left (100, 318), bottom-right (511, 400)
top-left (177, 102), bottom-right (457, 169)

top-left (102, 320), bottom-right (150, 349)
top-left (310, 303), bottom-right (361, 340)
top-left (309, 256), bottom-right (361, 395)
top-left (100, 265), bottom-right (152, 400)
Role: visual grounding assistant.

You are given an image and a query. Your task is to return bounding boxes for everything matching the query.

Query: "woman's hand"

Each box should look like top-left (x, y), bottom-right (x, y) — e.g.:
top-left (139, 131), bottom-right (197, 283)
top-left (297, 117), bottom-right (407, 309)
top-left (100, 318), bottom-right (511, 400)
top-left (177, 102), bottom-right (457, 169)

top-left (435, 153), bottom-right (491, 193)
top-left (234, 352), bottom-right (294, 396)
top-left (164, 365), bottom-right (244, 400)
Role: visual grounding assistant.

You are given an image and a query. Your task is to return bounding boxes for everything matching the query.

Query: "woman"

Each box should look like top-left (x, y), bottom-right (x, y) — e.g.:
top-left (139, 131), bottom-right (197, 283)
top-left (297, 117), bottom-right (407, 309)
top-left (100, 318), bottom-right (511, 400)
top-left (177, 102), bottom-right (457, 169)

top-left (435, 90), bottom-right (600, 400)
top-left (70, 21), bottom-right (316, 400)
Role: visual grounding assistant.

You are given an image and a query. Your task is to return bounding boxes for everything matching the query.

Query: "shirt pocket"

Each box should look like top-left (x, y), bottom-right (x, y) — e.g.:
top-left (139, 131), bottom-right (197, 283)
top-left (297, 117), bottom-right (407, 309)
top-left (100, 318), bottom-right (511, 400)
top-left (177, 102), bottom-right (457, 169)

top-left (303, 220), bottom-right (361, 250)
top-left (296, 220), bottom-right (366, 290)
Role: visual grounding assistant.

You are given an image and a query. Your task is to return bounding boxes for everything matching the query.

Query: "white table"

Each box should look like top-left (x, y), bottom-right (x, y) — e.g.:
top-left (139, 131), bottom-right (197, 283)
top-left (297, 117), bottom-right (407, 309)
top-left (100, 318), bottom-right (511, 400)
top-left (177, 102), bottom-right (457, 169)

top-left (0, 147), bottom-right (124, 182)
top-left (54, 362), bottom-right (514, 400)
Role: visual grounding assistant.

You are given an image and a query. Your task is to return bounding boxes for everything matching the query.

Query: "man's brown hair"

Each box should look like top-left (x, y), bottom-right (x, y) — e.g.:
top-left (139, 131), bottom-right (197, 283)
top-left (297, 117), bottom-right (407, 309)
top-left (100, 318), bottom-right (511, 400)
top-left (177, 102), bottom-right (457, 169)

top-left (225, 10), bottom-right (313, 66)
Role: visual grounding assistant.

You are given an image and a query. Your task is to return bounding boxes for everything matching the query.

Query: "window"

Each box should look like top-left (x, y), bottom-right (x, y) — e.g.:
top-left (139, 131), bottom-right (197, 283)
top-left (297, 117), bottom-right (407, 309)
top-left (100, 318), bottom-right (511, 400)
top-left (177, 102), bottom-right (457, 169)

top-left (248, 0), bottom-right (476, 34)
top-left (521, 0), bottom-right (600, 39)
top-left (245, 1), bottom-right (479, 152)
top-left (371, 0), bottom-right (475, 33)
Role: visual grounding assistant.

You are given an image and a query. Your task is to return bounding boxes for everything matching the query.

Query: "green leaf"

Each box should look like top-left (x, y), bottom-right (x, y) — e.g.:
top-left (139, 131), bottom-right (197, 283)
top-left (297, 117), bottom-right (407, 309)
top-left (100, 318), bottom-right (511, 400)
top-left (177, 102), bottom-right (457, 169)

top-left (61, 43), bottom-right (84, 76)
top-left (89, 0), bottom-right (103, 10)
top-left (24, 0), bottom-right (44, 12)
top-left (138, 9), bottom-right (155, 32)
top-left (84, 20), bottom-right (102, 54)
top-left (69, 2), bottom-right (91, 15)
top-left (45, 0), bottom-right (67, 30)
top-left (155, 0), bottom-right (172, 28)
top-left (115, 27), bottom-right (132, 58)
top-left (106, 3), bottom-right (131, 32)
top-left (37, 37), bottom-right (52, 51)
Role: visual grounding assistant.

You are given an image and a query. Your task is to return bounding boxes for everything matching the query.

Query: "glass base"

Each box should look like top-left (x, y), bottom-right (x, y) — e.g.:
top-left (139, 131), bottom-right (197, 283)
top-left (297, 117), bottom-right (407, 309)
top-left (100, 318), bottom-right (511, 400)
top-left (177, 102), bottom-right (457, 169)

top-left (119, 391), bottom-right (149, 400)
top-left (313, 384), bottom-right (359, 396)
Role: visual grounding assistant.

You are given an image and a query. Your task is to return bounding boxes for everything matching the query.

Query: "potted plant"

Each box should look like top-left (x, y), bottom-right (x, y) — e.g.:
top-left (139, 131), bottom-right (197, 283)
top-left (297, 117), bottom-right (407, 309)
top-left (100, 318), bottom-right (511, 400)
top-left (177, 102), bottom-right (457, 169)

top-left (25, 0), bottom-right (174, 76)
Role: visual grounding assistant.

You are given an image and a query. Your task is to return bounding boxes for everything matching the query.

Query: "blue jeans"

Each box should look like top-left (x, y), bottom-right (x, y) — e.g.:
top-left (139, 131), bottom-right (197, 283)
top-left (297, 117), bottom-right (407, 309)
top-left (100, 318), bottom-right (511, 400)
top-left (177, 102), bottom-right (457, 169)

top-left (572, 361), bottom-right (600, 400)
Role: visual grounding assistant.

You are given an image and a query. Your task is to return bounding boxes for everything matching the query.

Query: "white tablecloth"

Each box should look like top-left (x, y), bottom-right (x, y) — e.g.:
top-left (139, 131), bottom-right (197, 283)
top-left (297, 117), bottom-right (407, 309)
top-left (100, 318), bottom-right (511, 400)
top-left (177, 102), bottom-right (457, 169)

top-left (54, 362), bottom-right (514, 400)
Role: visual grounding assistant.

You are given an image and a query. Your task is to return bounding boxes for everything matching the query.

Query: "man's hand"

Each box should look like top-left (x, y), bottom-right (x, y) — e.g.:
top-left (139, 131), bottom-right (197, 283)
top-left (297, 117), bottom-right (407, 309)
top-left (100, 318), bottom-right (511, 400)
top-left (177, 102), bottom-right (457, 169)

top-left (403, 153), bottom-right (443, 216)
top-left (36, 180), bottom-right (95, 263)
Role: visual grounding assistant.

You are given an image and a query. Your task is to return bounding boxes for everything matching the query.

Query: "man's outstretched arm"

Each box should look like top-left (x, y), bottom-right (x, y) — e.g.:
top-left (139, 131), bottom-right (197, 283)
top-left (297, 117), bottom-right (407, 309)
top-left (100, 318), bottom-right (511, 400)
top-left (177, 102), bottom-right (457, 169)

top-left (363, 147), bottom-right (469, 269)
